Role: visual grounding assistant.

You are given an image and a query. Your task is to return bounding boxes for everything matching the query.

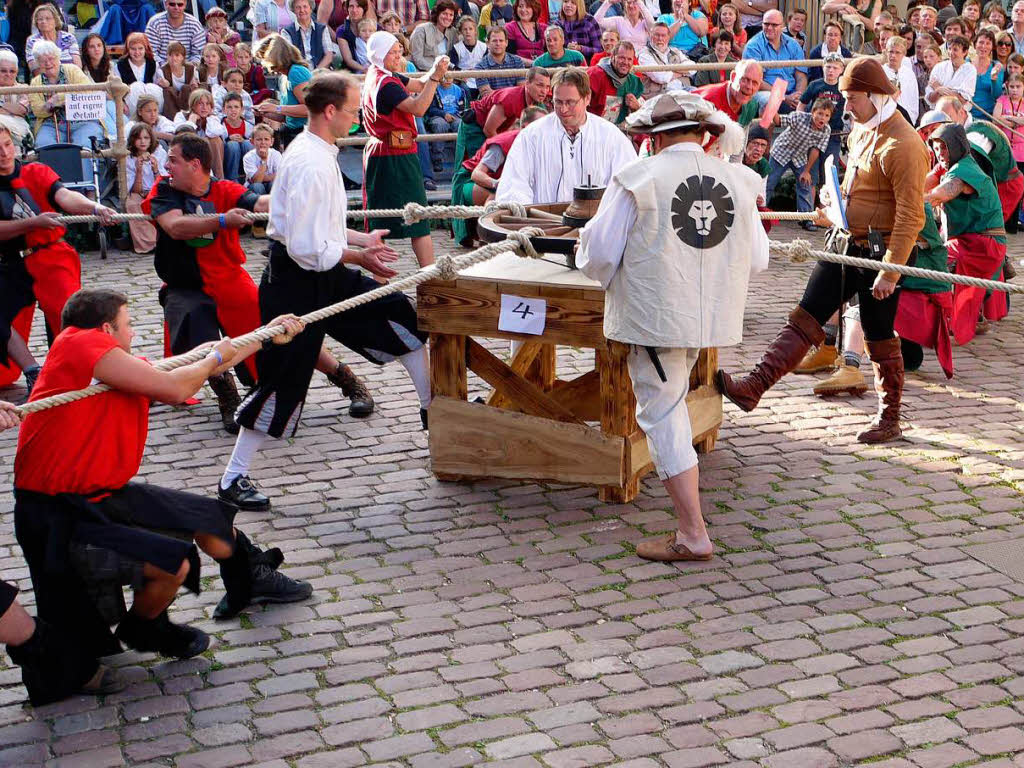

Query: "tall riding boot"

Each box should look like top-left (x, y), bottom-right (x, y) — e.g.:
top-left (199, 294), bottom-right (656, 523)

top-left (214, 530), bottom-right (252, 620)
top-left (208, 373), bottom-right (241, 435)
top-left (715, 307), bottom-right (825, 412)
top-left (8, 619), bottom-right (122, 706)
top-left (856, 337), bottom-right (904, 444)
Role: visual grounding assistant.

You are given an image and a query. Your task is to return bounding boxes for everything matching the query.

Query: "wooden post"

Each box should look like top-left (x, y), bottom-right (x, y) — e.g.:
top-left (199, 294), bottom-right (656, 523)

top-left (106, 77), bottom-right (130, 207)
top-left (429, 332), bottom-right (467, 401)
top-left (692, 347), bottom-right (720, 454)
top-left (528, 344), bottom-right (556, 392)
top-left (598, 340), bottom-right (638, 502)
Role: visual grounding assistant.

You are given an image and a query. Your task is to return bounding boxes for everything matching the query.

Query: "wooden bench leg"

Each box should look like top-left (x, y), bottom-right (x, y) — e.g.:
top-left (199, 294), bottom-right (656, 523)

top-left (429, 333), bottom-right (467, 482)
top-left (598, 341), bottom-right (639, 503)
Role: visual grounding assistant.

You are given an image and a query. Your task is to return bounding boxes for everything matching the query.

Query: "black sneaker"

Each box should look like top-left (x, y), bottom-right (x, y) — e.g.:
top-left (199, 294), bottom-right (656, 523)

top-left (251, 563), bottom-right (313, 606)
top-left (116, 611), bottom-right (209, 659)
top-left (218, 475), bottom-right (271, 511)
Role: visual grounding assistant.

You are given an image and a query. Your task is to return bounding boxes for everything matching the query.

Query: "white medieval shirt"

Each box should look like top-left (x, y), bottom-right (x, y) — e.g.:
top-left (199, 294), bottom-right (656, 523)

top-left (577, 141), bottom-right (770, 349)
top-left (495, 111), bottom-right (638, 204)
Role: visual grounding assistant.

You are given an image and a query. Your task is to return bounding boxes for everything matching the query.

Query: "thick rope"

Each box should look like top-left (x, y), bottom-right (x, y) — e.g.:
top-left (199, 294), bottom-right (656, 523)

top-left (54, 203), bottom-right (805, 226)
top-left (775, 238), bottom-right (1022, 294)
top-left (17, 228), bottom-right (547, 417)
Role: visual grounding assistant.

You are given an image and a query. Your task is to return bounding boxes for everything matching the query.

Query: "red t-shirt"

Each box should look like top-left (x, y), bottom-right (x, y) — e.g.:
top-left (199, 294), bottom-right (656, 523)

top-left (15, 327), bottom-right (149, 496)
top-left (695, 81), bottom-right (740, 121)
top-left (223, 119), bottom-right (248, 138)
top-left (470, 85), bottom-right (528, 133)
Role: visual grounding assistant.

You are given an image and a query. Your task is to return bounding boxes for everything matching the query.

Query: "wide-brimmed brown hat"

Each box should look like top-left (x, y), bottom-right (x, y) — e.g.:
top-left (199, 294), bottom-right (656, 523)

top-left (838, 57), bottom-right (896, 95)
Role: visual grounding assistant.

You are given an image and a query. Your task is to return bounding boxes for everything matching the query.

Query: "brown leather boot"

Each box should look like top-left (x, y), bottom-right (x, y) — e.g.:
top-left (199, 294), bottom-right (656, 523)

top-left (208, 373), bottom-right (241, 435)
top-left (856, 337), bottom-right (904, 444)
top-left (715, 307), bottom-right (825, 412)
top-left (326, 363), bottom-right (375, 417)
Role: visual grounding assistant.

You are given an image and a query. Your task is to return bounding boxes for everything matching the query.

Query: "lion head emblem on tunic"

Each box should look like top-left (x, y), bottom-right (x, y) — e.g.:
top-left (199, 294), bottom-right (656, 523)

top-left (670, 174), bottom-right (735, 250)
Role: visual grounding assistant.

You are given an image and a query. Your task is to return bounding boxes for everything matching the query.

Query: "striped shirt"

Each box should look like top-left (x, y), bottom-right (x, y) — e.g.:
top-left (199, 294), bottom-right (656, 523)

top-left (144, 12), bottom-right (207, 65)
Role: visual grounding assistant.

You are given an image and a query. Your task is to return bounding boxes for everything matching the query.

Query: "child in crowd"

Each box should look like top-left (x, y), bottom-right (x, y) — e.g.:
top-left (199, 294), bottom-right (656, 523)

top-left (174, 89), bottom-right (226, 178)
top-left (355, 18), bottom-right (376, 68)
top-left (125, 122), bottom-right (167, 253)
top-left (1006, 53), bottom-right (1024, 85)
top-left (221, 92), bottom-right (254, 183)
top-left (451, 15), bottom-right (486, 99)
top-left (131, 94), bottom-right (175, 144)
top-left (799, 51), bottom-right (845, 187)
top-left (160, 41), bottom-right (198, 119)
top-left (479, 0), bottom-right (515, 40)
top-left (215, 68), bottom-right (255, 123)
top-left (765, 98), bottom-right (834, 230)
top-left (199, 43), bottom-right (229, 93)
top-left (205, 7), bottom-right (241, 65)
top-left (995, 74), bottom-right (1024, 170)
top-left (425, 74), bottom-right (467, 173)
top-left (234, 42), bottom-right (274, 103)
top-left (243, 124), bottom-right (280, 236)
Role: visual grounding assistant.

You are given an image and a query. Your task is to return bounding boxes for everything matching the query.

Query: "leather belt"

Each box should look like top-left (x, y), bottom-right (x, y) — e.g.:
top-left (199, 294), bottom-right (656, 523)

top-left (20, 238), bottom-right (64, 259)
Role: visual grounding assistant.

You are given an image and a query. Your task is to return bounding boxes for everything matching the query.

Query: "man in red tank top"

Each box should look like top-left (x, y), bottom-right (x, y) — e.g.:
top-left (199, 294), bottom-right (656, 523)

top-left (13, 289), bottom-right (313, 679)
top-left (0, 125), bottom-right (117, 394)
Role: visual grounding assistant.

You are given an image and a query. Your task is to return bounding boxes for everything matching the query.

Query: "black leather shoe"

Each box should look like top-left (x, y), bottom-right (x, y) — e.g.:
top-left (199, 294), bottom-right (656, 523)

top-left (116, 611), bottom-right (209, 659)
top-left (218, 476), bottom-right (271, 511)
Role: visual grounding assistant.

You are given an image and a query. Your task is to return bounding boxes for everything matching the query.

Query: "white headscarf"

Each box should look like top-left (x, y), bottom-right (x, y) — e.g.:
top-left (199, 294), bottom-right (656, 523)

top-left (367, 31), bottom-right (398, 70)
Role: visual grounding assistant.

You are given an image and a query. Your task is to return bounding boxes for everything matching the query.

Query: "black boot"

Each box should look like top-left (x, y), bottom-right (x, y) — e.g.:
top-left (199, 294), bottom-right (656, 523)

top-left (115, 610), bottom-right (209, 659)
top-left (326, 363), bottom-right (375, 417)
top-left (23, 365), bottom-right (40, 401)
top-left (208, 373), bottom-right (241, 435)
top-left (8, 619), bottom-right (122, 706)
top-left (214, 530), bottom-right (252, 620)
top-left (213, 531), bottom-right (310, 619)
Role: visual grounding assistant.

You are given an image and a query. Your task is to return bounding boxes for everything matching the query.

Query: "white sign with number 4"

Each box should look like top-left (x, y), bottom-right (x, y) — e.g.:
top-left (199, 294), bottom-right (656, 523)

top-left (498, 294), bottom-right (546, 336)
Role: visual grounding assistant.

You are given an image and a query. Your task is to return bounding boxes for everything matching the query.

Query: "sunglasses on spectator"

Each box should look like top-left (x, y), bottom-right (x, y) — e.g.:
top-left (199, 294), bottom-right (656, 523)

top-left (762, 22), bottom-right (781, 27)
top-left (998, 41), bottom-right (1013, 46)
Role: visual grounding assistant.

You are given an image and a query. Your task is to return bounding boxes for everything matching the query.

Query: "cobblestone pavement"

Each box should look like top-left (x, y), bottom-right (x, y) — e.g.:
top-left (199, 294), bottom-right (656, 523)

top-left (0, 222), bottom-right (1022, 768)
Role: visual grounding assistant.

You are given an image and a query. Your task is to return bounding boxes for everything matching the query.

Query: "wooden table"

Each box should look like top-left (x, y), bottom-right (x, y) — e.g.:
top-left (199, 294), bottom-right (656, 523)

top-left (416, 252), bottom-right (722, 503)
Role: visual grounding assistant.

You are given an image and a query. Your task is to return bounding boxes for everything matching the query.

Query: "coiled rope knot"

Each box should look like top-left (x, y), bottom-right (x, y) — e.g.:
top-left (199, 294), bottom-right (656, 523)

top-left (402, 202), bottom-right (431, 225)
top-left (505, 227), bottom-right (543, 260)
top-left (436, 255), bottom-right (457, 281)
top-left (779, 238), bottom-right (815, 264)
top-left (484, 200), bottom-right (527, 219)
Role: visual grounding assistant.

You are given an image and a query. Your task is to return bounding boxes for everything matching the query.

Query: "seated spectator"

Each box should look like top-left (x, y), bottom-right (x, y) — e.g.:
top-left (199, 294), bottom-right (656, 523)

top-left (988, 2), bottom-right (1009, 31)
top-left (693, 30), bottom-right (736, 87)
top-left (377, 0), bottom-right (429, 33)
top-left (479, 0), bottom-right (515, 40)
top-left (657, 0), bottom-right (708, 58)
top-left (125, 123), bottom-right (167, 253)
top-left (800, 51), bottom-right (844, 185)
top-left (118, 32), bottom-right (165, 119)
top-left (506, 0), bottom-right (547, 61)
top-left (284, 0), bottom-right (336, 70)
top-left (451, 15), bottom-right (487, 99)
top-left (199, 42), bottom-right (230, 92)
top-left (743, 9), bottom-right (807, 112)
top-left (243, 123), bottom-right (281, 195)
top-left (205, 7), bottom-right (241, 65)
top-left (915, 39), bottom-right (941, 118)
top-left (354, 19), bottom-right (378, 67)
top-left (940, 17), bottom-right (971, 57)
top-left (1008, 53), bottom-right (1024, 81)
top-left (94, 0), bottom-right (157, 48)
top-left (173, 88), bottom-right (225, 177)
top-left (145, 0), bottom-right (207, 66)
top-left (743, 123), bottom-right (770, 179)
top-left (808, 21), bottom-right (851, 82)
top-left (25, 4), bottom-right (80, 76)
top-left (160, 41), bottom-right (199, 119)
top-left (129, 94), bottom-right (176, 144)
top-left (410, 0), bottom-right (459, 70)
top-left (315, 0), bottom-right (356, 34)
top-left (215, 68), bottom-right (256, 123)
top-left (254, 35), bottom-right (311, 147)
top-left (860, 11), bottom-right (894, 55)
top-left (590, 28), bottom-right (620, 64)
top-left (638, 21), bottom-right (691, 97)
top-left (785, 7), bottom-right (806, 49)
top-left (764, 98), bottom-right (833, 229)
top-left (595, 0), bottom-right (655, 48)
top-left (553, 0), bottom-right (603, 61)
top-left (251, 0), bottom-right (298, 52)
top-left (883, 36), bottom-right (919, 124)
top-left (234, 43), bottom-right (275, 103)
top-left (475, 26), bottom-right (527, 94)
top-left (918, 5), bottom-right (939, 37)
top-left (81, 34), bottom-right (119, 138)
top-left (963, 0), bottom-right (982, 37)
top-left (220, 93), bottom-right (254, 182)
top-left (29, 41), bottom-right (105, 179)
top-left (337, 0), bottom-right (372, 72)
top-left (587, 40), bottom-right (643, 123)
top-left (0, 50), bottom-right (30, 154)
top-left (713, 3), bottom-right (745, 60)
top-left (534, 25), bottom-right (586, 67)
top-left (926, 35), bottom-right (975, 106)
top-left (426, 74), bottom-right (467, 171)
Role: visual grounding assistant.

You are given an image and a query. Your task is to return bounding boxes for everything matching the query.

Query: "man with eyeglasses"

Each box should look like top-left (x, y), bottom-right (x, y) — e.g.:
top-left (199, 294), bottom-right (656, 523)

top-left (496, 67), bottom-right (636, 205)
top-left (145, 0), bottom-right (207, 66)
top-left (743, 9), bottom-right (807, 113)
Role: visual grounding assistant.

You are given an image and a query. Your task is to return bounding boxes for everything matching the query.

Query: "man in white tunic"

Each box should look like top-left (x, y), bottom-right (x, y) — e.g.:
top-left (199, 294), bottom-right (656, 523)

top-left (577, 92), bottom-right (769, 562)
top-left (496, 67), bottom-right (638, 205)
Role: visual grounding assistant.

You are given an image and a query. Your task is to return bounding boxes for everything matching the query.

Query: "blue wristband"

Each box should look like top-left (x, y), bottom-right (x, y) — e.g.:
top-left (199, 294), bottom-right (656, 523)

top-left (219, 214), bottom-right (227, 229)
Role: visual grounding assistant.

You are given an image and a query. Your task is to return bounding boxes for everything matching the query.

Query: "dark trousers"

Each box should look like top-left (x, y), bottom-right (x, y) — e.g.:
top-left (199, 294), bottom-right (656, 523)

top-left (798, 255), bottom-right (903, 342)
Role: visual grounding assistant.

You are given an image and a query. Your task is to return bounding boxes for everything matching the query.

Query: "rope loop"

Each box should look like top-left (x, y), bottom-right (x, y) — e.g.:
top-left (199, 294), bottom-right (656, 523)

top-left (505, 227), bottom-right (544, 260)
top-left (402, 202), bottom-right (430, 226)
top-left (780, 238), bottom-right (815, 264)
top-left (436, 255), bottom-right (457, 280)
